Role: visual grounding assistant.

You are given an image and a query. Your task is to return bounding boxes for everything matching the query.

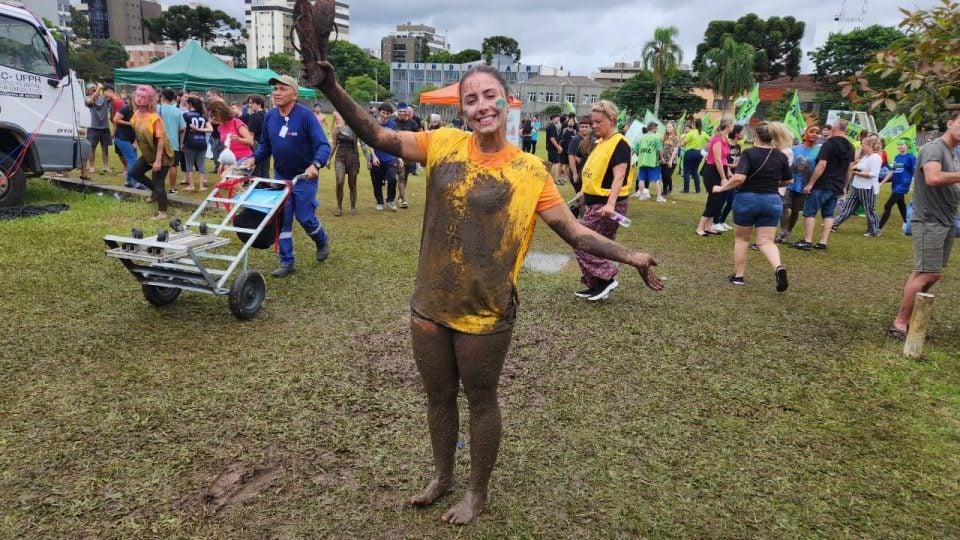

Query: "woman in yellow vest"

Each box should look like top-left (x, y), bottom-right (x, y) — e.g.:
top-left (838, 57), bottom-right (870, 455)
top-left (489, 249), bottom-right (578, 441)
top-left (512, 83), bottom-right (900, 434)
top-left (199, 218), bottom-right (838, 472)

top-left (313, 63), bottom-right (663, 525)
top-left (575, 100), bottom-right (635, 300)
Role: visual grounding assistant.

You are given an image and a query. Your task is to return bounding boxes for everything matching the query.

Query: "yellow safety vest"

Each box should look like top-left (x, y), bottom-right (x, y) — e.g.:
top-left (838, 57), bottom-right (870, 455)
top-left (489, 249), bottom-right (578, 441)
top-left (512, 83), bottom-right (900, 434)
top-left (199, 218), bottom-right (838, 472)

top-left (581, 133), bottom-right (633, 198)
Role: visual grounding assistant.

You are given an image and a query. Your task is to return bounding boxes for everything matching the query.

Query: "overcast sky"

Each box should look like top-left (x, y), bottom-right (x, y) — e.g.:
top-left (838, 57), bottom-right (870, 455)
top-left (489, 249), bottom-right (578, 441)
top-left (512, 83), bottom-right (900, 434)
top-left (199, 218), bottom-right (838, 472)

top-left (183, 0), bottom-right (933, 75)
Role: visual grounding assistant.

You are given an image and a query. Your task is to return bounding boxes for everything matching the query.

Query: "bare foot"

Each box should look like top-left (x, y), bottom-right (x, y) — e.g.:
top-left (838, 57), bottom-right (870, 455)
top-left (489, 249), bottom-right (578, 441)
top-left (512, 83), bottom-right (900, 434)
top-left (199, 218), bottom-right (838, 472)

top-left (408, 477), bottom-right (453, 507)
top-left (441, 490), bottom-right (487, 525)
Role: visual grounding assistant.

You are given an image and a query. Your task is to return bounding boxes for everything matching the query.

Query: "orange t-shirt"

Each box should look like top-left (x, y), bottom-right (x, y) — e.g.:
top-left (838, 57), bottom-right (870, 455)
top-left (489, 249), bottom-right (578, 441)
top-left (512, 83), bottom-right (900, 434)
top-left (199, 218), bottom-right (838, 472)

top-left (411, 128), bottom-right (563, 334)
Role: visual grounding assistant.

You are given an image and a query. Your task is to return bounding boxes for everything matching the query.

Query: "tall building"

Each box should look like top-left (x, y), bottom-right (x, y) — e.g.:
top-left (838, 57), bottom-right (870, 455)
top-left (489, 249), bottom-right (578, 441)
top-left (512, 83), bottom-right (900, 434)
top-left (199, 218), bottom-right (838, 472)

top-left (380, 23), bottom-right (450, 64)
top-left (591, 60), bottom-right (645, 89)
top-left (244, 0), bottom-right (349, 68)
top-left (82, 0), bottom-right (157, 45)
top-left (140, 0), bottom-right (161, 43)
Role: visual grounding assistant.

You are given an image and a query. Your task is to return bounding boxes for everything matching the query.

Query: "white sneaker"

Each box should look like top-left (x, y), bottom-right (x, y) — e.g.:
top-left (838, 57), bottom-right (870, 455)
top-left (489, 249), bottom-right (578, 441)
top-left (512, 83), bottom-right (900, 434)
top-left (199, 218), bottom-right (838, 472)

top-left (715, 223), bottom-right (728, 231)
top-left (657, 196), bottom-right (666, 203)
top-left (376, 204), bottom-right (384, 211)
top-left (588, 279), bottom-right (618, 301)
top-left (386, 202), bottom-right (397, 211)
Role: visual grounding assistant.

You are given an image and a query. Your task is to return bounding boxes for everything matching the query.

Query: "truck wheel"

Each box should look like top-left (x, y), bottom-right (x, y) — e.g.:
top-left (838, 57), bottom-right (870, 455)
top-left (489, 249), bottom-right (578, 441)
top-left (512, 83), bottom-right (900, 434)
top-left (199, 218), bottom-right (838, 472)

top-left (142, 284), bottom-right (181, 306)
top-left (0, 151), bottom-right (27, 207)
top-left (228, 270), bottom-right (265, 320)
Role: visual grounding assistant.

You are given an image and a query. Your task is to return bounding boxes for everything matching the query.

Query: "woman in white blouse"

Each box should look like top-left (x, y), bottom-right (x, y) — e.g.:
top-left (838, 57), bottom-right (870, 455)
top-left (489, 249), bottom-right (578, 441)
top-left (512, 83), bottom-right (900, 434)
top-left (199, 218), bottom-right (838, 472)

top-left (833, 135), bottom-right (883, 237)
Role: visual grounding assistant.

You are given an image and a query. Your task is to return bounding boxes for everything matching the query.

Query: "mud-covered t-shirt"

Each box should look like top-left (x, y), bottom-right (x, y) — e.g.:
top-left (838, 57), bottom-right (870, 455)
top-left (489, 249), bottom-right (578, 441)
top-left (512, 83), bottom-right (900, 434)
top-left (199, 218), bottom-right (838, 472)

top-left (131, 111), bottom-right (173, 165)
top-left (411, 128), bottom-right (564, 334)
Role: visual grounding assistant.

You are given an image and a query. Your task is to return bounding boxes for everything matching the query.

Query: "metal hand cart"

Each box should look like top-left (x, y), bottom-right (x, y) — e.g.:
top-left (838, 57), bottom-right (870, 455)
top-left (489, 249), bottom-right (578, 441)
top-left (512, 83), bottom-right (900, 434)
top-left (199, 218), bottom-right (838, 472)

top-left (104, 173), bottom-right (302, 320)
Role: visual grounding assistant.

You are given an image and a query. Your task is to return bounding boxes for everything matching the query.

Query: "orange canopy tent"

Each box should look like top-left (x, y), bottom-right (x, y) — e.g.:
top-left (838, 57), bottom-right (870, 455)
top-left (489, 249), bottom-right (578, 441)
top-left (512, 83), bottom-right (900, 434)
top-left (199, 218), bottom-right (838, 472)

top-left (418, 82), bottom-right (523, 108)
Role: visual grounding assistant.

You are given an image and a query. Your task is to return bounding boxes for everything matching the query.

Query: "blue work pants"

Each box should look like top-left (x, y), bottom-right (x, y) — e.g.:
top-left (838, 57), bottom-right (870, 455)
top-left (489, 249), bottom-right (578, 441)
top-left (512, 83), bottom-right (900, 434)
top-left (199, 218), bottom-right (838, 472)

top-left (279, 178), bottom-right (328, 266)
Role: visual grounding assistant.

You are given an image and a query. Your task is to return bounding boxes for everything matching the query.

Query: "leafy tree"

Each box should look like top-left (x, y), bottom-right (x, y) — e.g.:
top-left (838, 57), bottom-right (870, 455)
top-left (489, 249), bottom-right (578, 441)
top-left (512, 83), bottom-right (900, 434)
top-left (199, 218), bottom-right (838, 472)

top-left (72, 49), bottom-right (111, 81)
top-left (425, 49), bottom-right (481, 64)
top-left (188, 6), bottom-right (241, 48)
top-left (142, 6), bottom-right (191, 49)
top-left (699, 37), bottom-right (755, 113)
top-left (328, 41), bottom-right (390, 88)
top-left (642, 26), bottom-right (683, 118)
top-left (764, 94), bottom-right (793, 121)
top-left (70, 7), bottom-right (90, 41)
top-left (344, 75), bottom-right (389, 104)
top-left (693, 14), bottom-right (804, 80)
top-left (481, 36), bottom-right (520, 65)
top-left (842, 0), bottom-right (960, 125)
top-left (810, 25), bottom-right (904, 84)
top-left (211, 42), bottom-right (247, 68)
top-left (41, 17), bottom-right (65, 42)
top-left (258, 52), bottom-right (300, 77)
top-left (610, 70), bottom-right (706, 120)
top-left (541, 104), bottom-right (562, 116)
top-left (415, 84), bottom-right (439, 105)
top-left (90, 39), bottom-right (128, 69)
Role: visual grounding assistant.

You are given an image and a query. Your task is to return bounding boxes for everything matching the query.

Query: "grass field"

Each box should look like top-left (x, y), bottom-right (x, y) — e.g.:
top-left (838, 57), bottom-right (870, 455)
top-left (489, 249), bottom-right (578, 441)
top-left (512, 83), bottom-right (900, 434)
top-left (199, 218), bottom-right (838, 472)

top-left (2, 150), bottom-right (959, 537)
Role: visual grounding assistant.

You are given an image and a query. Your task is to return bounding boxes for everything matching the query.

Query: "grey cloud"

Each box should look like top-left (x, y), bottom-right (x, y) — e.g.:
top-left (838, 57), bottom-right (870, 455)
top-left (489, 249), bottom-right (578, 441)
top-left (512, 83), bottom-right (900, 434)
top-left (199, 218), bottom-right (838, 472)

top-left (214, 0), bottom-right (934, 75)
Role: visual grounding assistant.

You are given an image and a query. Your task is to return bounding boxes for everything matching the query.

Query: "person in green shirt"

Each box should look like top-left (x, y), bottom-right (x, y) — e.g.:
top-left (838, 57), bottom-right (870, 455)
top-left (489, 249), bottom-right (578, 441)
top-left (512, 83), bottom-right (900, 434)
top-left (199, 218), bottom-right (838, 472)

top-left (633, 122), bottom-right (665, 202)
top-left (681, 119), bottom-right (710, 193)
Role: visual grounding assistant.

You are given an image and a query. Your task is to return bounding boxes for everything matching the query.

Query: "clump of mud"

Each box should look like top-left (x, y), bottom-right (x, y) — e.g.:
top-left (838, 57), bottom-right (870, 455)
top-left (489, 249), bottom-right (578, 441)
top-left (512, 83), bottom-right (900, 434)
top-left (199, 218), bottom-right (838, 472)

top-left (202, 459), bottom-right (283, 512)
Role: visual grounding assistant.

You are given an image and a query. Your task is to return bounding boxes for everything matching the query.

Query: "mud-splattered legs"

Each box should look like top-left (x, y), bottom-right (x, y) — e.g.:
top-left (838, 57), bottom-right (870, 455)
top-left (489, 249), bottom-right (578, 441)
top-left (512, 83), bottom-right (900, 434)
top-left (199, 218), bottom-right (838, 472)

top-left (409, 314), bottom-right (513, 525)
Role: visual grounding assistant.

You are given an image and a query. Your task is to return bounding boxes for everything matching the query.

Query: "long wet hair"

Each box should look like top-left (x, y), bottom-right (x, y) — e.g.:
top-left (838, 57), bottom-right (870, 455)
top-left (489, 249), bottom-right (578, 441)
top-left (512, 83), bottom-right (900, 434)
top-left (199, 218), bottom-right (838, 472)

top-left (755, 122), bottom-right (794, 150)
top-left (133, 85), bottom-right (157, 111)
top-left (186, 96), bottom-right (204, 116)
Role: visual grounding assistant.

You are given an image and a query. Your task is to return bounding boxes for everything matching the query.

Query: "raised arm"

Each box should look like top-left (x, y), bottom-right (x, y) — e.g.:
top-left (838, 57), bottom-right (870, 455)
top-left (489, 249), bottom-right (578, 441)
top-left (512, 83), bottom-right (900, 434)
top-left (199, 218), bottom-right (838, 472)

top-left (311, 63), bottom-right (425, 164)
top-left (538, 203), bottom-right (663, 291)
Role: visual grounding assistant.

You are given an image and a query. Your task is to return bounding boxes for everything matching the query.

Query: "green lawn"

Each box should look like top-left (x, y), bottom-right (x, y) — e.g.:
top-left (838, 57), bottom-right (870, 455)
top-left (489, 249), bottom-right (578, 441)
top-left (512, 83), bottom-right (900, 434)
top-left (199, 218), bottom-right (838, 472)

top-left (1, 160), bottom-right (959, 537)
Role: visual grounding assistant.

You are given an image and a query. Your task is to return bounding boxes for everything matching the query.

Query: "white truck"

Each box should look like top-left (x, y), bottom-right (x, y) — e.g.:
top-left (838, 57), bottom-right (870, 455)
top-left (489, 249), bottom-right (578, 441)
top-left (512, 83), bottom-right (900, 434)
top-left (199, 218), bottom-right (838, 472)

top-left (0, 3), bottom-right (90, 206)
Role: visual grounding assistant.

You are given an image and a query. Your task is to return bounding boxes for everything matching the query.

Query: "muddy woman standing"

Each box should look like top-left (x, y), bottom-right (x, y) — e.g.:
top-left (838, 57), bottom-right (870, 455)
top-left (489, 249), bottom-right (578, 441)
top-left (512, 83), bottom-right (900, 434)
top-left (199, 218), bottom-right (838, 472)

top-left (296, 6), bottom-right (663, 525)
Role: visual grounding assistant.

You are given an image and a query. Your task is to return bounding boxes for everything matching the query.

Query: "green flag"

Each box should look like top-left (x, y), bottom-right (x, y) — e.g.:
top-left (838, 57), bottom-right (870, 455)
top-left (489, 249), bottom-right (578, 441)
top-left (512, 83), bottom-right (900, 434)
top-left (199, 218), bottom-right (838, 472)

top-left (642, 109), bottom-right (664, 130)
top-left (677, 112), bottom-right (686, 134)
top-left (734, 83), bottom-right (760, 125)
top-left (846, 121), bottom-right (864, 141)
top-left (783, 90), bottom-right (807, 141)
top-left (616, 109), bottom-right (628, 132)
top-left (884, 125), bottom-right (917, 165)
top-left (879, 114), bottom-right (909, 140)
top-left (564, 99), bottom-right (576, 115)
top-left (701, 115), bottom-right (716, 135)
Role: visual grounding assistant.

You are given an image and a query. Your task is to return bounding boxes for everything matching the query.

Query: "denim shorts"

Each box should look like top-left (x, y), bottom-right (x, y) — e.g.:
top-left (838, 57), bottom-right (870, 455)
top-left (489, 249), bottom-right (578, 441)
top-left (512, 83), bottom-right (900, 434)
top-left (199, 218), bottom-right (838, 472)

top-left (803, 189), bottom-right (840, 219)
top-left (733, 192), bottom-right (783, 228)
top-left (636, 166), bottom-right (662, 182)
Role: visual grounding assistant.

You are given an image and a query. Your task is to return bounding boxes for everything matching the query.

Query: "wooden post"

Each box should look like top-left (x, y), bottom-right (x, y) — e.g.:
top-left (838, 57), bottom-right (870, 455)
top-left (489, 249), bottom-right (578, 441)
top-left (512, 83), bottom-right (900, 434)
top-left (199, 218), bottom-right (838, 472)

top-left (904, 293), bottom-right (935, 359)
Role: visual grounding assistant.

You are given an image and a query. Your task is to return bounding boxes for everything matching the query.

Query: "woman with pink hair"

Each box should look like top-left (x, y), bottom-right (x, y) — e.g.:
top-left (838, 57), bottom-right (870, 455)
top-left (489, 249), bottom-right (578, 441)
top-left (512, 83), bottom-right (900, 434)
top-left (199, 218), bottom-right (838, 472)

top-left (130, 85), bottom-right (173, 219)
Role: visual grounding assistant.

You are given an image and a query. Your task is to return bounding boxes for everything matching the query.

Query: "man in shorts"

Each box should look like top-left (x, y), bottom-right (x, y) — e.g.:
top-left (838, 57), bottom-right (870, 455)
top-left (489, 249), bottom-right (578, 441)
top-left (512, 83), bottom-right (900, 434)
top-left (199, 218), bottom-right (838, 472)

top-left (633, 122), bottom-right (663, 202)
top-left (889, 111), bottom-right (960, 340)
top-left (84, 83), bottom-right (113, 176)
top-left (796, 119), bottom-right (855, 250)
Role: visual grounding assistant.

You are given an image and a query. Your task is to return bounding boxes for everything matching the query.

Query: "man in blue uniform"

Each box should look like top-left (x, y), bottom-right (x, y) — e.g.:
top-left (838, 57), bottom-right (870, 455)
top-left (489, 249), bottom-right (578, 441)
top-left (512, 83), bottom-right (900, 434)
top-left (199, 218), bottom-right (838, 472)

top-left (245, 75), bottom-right (331, 278)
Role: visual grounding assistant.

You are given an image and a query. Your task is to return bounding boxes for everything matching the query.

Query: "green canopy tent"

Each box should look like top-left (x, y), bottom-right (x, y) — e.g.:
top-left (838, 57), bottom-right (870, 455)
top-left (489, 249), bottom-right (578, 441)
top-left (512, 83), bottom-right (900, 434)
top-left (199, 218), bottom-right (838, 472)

top-left (236, 68), bottom-right (318, 99)
top-left (114, 41), bottom-right (269, 94)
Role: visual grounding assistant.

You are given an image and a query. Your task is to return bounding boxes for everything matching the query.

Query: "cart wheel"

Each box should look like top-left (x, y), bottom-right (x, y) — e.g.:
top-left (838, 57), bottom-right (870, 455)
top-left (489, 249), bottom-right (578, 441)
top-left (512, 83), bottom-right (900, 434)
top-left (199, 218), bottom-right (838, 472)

top-left (169, 218), bottom-right (183, 232)
top-left (157, 229), bottom-right (169, 242)
top-left (131, 227), bottom-right (143, 239)
top-left (142, 284), bottom-right (181, 307)
top-left (199, 222), bottom-right (209, 235)
top-left (228, 270), bottom-right (266, 320)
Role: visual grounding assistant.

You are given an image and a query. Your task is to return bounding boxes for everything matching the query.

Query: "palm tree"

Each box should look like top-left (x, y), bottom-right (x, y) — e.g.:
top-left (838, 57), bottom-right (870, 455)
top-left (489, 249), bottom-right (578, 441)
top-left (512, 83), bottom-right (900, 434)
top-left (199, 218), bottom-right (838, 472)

top-left (700, 37), bottom-right (755, 114)
top-left (642, 26), bottom-right (683, 118)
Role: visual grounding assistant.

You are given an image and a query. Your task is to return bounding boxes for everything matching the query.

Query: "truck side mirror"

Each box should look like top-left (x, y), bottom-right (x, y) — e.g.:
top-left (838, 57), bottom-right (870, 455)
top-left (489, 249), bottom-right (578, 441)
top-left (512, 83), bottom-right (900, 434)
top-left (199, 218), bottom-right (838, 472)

top-left (55, 40), bottom-right (70, 79)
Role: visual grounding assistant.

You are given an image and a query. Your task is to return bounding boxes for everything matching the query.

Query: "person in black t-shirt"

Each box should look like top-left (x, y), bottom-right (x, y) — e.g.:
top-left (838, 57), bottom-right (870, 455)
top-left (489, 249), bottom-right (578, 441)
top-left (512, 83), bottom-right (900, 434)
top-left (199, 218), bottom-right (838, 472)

top-left (546, 114), bottom-right (564, 179)
top-left (795, 118), bottom-right (856, 250)
top-left (181, 96), bottom-right (212, 191)
top-left (713, 122), bottom-right (794, 291)
top-left (520, 118), bottom-right (533, 153)
top-left (111, 98), bottom-right (147, 190)
top-left (245, 95), bottom-right (269, 177)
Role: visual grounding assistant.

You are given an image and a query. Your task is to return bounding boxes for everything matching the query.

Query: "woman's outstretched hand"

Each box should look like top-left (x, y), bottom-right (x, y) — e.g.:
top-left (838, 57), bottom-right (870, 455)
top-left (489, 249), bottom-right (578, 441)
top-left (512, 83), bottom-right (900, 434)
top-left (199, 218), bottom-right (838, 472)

top-left (631, 253), bottom-right (664, 291)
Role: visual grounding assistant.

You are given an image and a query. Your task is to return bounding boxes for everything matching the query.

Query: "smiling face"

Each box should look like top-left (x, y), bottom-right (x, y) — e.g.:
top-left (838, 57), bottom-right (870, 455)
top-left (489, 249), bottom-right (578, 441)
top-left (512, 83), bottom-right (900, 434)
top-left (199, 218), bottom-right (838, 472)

top-left (459, 72), bottom-right (508, 135)
top-left (804, 126), bottom-right (820, 144)
top-left (378, 109), bottom-right (392, 125)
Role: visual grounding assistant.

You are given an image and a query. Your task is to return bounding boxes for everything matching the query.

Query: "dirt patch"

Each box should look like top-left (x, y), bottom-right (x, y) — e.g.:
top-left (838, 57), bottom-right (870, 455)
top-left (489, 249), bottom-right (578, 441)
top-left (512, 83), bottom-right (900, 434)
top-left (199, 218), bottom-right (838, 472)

top-left (202, 459), bottom-right (283, 512)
